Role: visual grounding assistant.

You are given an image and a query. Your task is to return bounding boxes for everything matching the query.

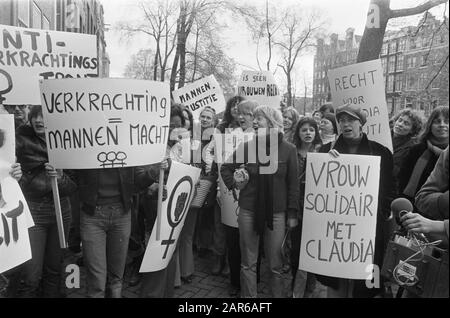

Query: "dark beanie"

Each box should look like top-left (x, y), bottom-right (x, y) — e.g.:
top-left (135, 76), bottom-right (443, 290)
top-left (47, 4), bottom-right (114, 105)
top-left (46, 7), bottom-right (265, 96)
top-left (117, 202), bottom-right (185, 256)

top-left (322, 113), bottom-right (338, 134)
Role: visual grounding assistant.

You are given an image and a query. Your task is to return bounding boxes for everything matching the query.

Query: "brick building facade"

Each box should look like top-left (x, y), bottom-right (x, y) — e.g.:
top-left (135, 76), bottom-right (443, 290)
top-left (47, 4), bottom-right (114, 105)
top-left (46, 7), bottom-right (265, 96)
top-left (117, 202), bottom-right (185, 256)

top-left (0, 0), bottom-right (109, 77)
top-left (313, 13), bottom-right (449, 117)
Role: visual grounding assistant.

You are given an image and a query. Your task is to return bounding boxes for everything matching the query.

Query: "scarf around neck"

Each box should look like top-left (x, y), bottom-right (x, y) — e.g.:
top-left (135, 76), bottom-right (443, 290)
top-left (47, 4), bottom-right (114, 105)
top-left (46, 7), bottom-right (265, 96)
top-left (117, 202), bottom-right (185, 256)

top-left (255, 132), bottom-right (283, 234)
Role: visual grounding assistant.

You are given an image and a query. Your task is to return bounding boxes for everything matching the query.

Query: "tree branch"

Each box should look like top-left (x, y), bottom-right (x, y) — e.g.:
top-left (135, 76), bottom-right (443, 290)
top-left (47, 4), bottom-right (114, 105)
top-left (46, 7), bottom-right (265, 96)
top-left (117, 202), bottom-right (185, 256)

top-left (390, 0), bottom-right (448, 19)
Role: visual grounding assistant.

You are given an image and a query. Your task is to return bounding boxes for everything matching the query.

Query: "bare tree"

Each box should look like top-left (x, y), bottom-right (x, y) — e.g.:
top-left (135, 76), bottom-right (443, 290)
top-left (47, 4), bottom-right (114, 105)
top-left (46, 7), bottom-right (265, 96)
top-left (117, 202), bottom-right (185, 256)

top-left (116, 0), bottom-right (178, 81)
top-left (123, 49), bottom-right (155, 80)
top-left (275, 8), bottom-right (325, 107)
top-left (358, 0), bottom-right (448, 62)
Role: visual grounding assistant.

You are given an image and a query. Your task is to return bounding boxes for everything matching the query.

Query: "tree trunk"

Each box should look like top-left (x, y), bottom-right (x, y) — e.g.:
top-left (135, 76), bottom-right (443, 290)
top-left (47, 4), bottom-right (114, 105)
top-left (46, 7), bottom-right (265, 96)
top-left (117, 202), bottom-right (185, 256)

top-left (357, 0), bottom-right (391, 63)
top-left (154, 42), bottom-right (160, 81)
top-left (286, 73), bottom-right (292, 107)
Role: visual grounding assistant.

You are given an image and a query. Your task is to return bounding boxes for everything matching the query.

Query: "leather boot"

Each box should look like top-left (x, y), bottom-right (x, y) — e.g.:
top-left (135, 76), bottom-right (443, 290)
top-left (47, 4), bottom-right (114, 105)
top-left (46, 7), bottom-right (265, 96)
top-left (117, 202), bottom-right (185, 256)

top-left (221, 256), bottom-right (230, 276)
top-left (211, 255), bottom-right (222, 275)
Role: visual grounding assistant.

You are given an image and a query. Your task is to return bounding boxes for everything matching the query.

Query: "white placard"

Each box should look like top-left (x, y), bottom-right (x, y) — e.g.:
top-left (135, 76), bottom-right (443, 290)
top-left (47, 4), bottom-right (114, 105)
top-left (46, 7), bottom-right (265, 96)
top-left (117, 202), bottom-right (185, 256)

top-left (237, 71), bottom-right (281, 109)
top-left (39, 78), bottom-right (170, 169)
top-left (327, 59), bottom-right (393, 152)
top-left (0, 24), bottom-right (97, 105)
top-left (299, 153), bottom-right (380, 280)
top-left (214, 130), bottom-right (253, 228)
top-left (172, 75), bottom-right (226, 118)
top-left (140, 161), bottom-right (201, 272)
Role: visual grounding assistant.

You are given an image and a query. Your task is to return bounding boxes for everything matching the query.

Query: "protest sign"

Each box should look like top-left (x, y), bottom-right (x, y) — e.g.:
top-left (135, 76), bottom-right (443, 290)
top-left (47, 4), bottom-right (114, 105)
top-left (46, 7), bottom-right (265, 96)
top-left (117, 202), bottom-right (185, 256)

top-left (237, 71), bottom-right (281, 109)
top-left (172, 75), bottom-right (226, 118)
top-left (299, 153), bottom-right (380, 280)
top-left (214, 130), bottom-right (253, 228)
top-left (0, 24), bottom-right (97, 105)
top-left (140, 161), bottom-right (201, 272)
top-left (0, 115), bottom-right (33, 273)
top-left (327, 59), bottom-right (393, 152)
top-left (39, 78), bottom-right (170, 169)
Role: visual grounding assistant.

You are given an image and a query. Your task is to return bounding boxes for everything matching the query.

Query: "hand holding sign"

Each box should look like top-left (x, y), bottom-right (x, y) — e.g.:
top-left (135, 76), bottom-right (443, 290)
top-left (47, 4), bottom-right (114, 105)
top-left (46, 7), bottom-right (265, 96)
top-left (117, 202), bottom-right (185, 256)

top-left (9, 163), bottom-right (22, 181)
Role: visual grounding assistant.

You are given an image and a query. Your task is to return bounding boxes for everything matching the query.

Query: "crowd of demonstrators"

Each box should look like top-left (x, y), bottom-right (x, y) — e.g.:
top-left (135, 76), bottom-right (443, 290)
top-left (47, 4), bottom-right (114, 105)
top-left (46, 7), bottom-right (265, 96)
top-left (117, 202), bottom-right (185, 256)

top-left (221, 105), bottom-right (299, 298)
top-left (397, 106), bottom-right (449, 212)
top-left (1, 95), bottom-right (449, 299)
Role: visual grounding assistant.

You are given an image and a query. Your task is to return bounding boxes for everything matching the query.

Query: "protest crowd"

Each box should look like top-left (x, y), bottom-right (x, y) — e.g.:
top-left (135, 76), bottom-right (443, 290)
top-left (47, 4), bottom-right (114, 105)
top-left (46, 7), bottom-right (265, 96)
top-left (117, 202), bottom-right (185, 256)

top-left (0, 16), bottom-right (448, 300)
top-left (1, 92), bottom-right (448, 298)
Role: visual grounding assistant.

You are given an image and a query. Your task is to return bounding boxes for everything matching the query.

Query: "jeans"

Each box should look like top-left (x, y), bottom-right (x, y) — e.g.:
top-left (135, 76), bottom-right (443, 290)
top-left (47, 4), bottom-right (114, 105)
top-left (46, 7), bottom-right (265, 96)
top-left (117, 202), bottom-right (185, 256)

top-left (225, 225), bottom-right (241, 288)
top-left (211, 203), bottom-right (226, 256)
top-left (238, 208), bottom-right (286, 298)
top-left (23, 198), bottom-right (71, 298)
top-left (80, 203), bottom-right (131, 298)
top-left (179, 208), bottom-right (199, 277)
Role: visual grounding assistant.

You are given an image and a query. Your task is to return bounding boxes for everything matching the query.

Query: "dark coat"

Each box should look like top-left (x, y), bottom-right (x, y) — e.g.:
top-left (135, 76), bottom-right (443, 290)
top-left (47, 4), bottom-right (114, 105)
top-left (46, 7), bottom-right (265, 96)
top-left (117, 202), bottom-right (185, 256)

top-left (397, 142), bottom-right (442, 211)
top-left (74, 167), bottom-right (156, 215)
top-left (316, 134), bottom-right (395, 297)
top-left (220, 134), bottom-right (299, 219)
top-left (15, 125), bottom-right (76, 202)
top-left (392, 133), bottom-right (417, 180)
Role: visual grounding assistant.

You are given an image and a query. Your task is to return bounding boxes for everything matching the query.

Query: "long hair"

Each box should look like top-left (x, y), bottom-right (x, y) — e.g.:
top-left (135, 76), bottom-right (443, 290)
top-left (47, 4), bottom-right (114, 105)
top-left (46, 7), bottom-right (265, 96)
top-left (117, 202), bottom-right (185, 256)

top-left (222, 95), bottom-right (245, 126)
top-left (417, 106), bottom-right (449, 143)
top-left (293, 117), bottom-right (322, 148)
top-left (28, 105), bottom-right (42, 122)
top-left (183, 106), bottom-right (194, 133)
top-left (282, 107), bottom-right (300, 130)
top-left (253, 105), bottom-right (283, 130)
top-left (170, 103), bottom-right (186, 128)
top-left (392, 108), bottom-right (423, 137)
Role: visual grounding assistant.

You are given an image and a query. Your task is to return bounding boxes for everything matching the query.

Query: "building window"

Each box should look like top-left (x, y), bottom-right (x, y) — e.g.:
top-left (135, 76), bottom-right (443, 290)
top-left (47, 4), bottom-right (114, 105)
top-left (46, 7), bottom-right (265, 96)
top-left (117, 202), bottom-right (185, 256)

top-left (406, 56), bottom-right (416, 69)
top-left (32, 2), bottom-right (42, 28)
top-left (398, 38), bottom-right (406, 52)
top-left (407, 76), bottom-right (416, 90)
top-left (421, 55), bottom-right (428, 67)
top-left (422, 37), bottom-right (429, 47)
top-left (431, 76), bottom-right (440, 89)
top-left (389, 58), bottom-right (395, 73)
top-left (409, 38), bottom-right (416, 50)
top-left (419, 73), bottom-right (428, 89)
top-left (389, 41), bottom-right (397, 53)
top-left (395, 75), bottom-right (403, 91)
top-left (18, 0), bottom-right (30, 27)
top-left (387, 75), bottom-right (394, 92)
top-left (381, 58), bottom-right (387, 74)
top-left (381, 43), bottom-right (388, 55)
top-left (42, 16), bottom-right (50, 30)
top-left (396, 55), bottom-right (404, 70)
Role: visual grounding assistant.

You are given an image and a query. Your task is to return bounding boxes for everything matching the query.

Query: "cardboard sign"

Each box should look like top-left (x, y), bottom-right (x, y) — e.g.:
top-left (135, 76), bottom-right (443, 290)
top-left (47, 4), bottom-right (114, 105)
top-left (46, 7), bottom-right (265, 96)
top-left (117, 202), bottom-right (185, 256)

top-left (0, 115), bottom-right (33, 273)
top-left (214, 130), bottom-right (253, 228)
top-left (140, 161), bottom-right (201, 272)
top-left (39, 78), bottom-right (170, 169)
top-left (299, 153), bottom-right (380, 280)
top-left (0, 24), bottom-right (97, 105)
top-left (237, 71), bottom-right (281, 109)
top-left (172, 75), bottom-right (226, 118)
top-left (327, 59), bottom-right (393, 152)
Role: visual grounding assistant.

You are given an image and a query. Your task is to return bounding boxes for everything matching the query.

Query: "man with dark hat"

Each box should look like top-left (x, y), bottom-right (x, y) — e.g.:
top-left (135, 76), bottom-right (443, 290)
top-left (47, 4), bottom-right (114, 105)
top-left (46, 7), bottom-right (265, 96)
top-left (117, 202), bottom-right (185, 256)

top-left (317, 103), bottom-right (395, 298)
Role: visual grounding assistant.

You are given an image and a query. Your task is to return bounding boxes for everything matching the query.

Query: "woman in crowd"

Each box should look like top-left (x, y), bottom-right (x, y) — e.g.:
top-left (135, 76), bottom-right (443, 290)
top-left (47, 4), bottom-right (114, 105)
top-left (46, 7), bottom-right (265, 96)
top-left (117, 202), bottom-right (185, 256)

top-left (15, 106), bottom-right (76, 297)
top-left (183, 107), bottom-right (194, 133)
top-left (282, 107), bottom-right (300, 144)
top-left (213, 96), bottom-right (247, 296)
top-left (319, 113), bottom-right (338, 146)
top-left (179, 106), bottom-right (218, 283)
top-left (391, 109), bottom-right (423, 179)
top-left (319, 102), bottom-right (334, 116)
top-left (221, 105), bottom-right (299, 298)
top-left (290, 117), bottom-right (322, 298)
top-left (312, 110), bottom-right (322, 125)
top-left (318, 103), bottom-right (395, 298)
top-left (398, 106), bottom-right (449, 211)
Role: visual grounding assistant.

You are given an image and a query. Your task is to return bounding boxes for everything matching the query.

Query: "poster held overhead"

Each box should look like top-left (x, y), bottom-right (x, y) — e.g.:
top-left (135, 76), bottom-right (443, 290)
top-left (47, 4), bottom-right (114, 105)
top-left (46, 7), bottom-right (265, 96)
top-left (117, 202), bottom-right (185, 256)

top-left (0, 24), bottom-right (98, 105)
top-left (39, 78), bottom-right (170, 169)
top-left (237, 71), bottom-right (281, 109)
top-left (327, 59), bottom-right (393, 152)
top-left (172, 75), bottom-right (226, 118)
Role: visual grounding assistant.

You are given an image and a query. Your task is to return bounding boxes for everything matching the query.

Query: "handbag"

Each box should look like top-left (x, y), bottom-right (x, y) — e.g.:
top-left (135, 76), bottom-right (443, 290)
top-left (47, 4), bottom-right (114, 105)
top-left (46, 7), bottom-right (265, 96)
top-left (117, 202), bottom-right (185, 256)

top-left (190, 178), bottom-right (215, 209)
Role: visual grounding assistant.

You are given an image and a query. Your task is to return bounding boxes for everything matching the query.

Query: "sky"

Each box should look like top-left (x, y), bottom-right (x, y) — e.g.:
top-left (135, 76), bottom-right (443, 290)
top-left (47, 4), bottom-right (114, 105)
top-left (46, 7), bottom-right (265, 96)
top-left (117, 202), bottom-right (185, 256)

top-left (100, 0), bottom-right (448, 96)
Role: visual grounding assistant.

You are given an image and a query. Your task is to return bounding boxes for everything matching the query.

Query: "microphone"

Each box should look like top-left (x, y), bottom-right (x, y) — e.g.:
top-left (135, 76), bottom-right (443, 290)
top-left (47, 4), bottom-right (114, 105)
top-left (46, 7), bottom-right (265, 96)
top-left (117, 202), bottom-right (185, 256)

top-left (391, 198), bottom-right (413, 224)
